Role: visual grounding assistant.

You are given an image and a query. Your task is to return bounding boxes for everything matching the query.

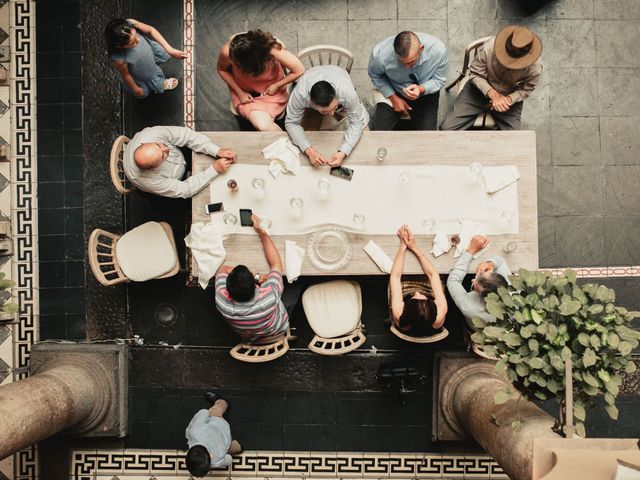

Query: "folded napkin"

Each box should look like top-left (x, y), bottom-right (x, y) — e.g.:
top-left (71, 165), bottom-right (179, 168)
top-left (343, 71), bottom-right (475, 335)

top-left (263, 136), bottom-right (301, 176)
top-left (480, 166), bottom-right (520, 194)
top-left (185, 222), bottom-right (227, 289)
top-left (363, 240), bottom-right (393, 273)
top-left (431, 232), bottom-right (451, 258)
top-left (285, 240), bottom-right (305, 283)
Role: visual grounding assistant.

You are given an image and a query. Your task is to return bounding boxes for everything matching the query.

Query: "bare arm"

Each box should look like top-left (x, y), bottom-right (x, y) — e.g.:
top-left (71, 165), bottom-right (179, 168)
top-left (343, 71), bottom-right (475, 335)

top-left (266, 48), bottom-right (305, 93)
top-left (252, 214), bottom-right (283, 272)
top-left (389, 240), bottom-right (407, 323)
top-left (112, 61), bottom-right (144, 96)
top-left (129, 18), bottom-right (186, 58)
top-left (216, 43), bottom-right (248, 97)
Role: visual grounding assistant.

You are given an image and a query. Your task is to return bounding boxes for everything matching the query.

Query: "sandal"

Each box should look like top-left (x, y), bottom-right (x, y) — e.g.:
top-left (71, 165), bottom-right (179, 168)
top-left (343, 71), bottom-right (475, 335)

top-left (163, 78), bottom-right (179, 91)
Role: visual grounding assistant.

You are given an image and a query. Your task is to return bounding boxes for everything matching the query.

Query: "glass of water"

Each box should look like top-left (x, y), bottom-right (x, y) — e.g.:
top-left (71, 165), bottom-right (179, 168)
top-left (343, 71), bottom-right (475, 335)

top-left (223, 213), bottom-right (238, 225)
top-left (500, 209), bottom-right (514, 224)
top-left (469, 162), bottom-right (483, 176)
top-left (317, 179), bottom-right (330, 200)
top-left (503, 240), bottom-right (518, 253)
top-left (259, 217), bottom-right (272, 230)
top-left (353, 213), bottom-right (366, 230)
top-left (422, 218), bottom-right (435, 231)
top-left (376, 147), bottom-right (387, 162)
top-left (290, 197), bottom-right (304, 219)
top-left (251, 177), bottom-right (265, 199)
top-left (398, 171), bottom-right (411, 187)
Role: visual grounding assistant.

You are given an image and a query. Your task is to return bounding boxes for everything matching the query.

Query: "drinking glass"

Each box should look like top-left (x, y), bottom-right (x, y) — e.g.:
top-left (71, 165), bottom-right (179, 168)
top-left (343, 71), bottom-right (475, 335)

top-left (317, 179), bottom-right (330, 200)
top-left (259, 217), bottom-right (272, 230)
top-left (223, 213), bottom-right (238, 225)
top-left (469, 162), bottom-right (483, 176)
top-left (376, 147), bottom-right (387, 162)
top-left (352, 213), bottom-right (366, 230)
top-left (500, 209), bottom-right (514, 224)
top-left (398, 171), bottom-right (411, 187)
top-left (290, 197), bottom-right (304, 219)
top-left (422, 218), bottom-right (435, 231)
top-left (251, 177), bottom-right (265, 199)
top-left (503, 240), bottom-right (518, 253)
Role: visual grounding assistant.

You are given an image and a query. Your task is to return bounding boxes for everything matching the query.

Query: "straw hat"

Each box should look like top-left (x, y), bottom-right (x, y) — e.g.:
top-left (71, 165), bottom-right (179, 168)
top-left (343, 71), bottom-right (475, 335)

top-left (494, 25), bottom-right (542, 70)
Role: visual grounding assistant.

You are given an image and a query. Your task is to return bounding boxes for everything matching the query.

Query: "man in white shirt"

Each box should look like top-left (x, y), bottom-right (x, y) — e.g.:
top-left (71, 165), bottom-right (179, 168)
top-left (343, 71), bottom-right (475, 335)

top-left (285, 65), bottom-right (368, 167)
top-left (123, 125), bottom-right (236, 198)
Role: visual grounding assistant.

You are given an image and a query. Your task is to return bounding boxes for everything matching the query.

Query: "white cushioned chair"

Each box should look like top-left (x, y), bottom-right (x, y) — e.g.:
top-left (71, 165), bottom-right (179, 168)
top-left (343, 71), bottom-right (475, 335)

top-left (445, 36), bottom-right (497, 129)
top-left (302, 280), bottom-right (366, 355)
top-left (88, 221), bottom-right (180, 286)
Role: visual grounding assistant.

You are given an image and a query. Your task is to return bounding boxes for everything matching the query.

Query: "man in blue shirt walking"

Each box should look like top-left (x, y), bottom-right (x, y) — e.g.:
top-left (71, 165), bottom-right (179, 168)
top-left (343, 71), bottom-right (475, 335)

top-left (368, 31), bottom-right (448, 130)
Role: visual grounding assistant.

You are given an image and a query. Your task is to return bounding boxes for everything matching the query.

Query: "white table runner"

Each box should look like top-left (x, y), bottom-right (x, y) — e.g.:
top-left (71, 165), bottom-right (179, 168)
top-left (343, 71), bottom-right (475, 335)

top-left (209, 164), bottom-right (519, 235)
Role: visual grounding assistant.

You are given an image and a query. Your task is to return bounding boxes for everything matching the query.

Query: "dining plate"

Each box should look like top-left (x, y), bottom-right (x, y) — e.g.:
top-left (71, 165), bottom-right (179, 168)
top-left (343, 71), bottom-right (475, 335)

top-left (307, 227), bottom-right (352, 271)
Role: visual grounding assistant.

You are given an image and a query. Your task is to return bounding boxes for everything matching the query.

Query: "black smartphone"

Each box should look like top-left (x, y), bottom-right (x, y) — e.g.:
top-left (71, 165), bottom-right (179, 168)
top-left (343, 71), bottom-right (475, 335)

top-left (239, 209), bottom-right (253, 227)
top-left (329, 166), bottom-right (354, 181)
top-left (205, 202), bottom-right (224, 214)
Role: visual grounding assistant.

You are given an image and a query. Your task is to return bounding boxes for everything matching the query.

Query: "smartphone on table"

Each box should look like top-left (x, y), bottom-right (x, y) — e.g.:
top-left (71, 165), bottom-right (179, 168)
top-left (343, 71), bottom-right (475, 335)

top-left (205, 202), bottom-right (224, 214)
top-left (329, 166), bottom-right (354, 181)
top-left (239, 209), bottom-right (253, 227)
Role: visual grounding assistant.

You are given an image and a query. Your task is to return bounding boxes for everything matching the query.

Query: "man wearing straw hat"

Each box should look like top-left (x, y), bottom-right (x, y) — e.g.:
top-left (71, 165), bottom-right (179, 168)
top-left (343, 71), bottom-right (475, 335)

top-left (441, 25), bottom-right (543, 130)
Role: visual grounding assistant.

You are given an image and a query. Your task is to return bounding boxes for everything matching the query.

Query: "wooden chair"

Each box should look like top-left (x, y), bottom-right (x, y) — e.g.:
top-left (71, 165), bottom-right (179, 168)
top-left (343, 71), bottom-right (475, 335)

top-left (445, 36), bottom-right (497, 129)
top-left (297, 45), bottom-right (354, 73)
top-left (230, 330), bottom-right (292, 363)
top-left (303, 280), bottom-right (366, 355)
top-left (88, 221), bottom-right (180, 286)
top-left (388, 280), bottom-right (449, 344)
top-left (109, 135), bottom-right (132, 193)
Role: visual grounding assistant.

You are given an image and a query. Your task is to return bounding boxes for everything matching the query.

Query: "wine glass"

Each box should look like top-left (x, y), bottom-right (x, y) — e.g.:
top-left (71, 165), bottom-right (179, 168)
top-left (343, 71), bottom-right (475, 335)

top-left (422, 218), bottom-right (435, 231)
top-left (503, 240), bottom-right (518, 253)
top-left (376, 147), bottom-right (387, 162)
top-left (469, 162), bottom-right (483, 176)
top-left (290, 197), bottom-right (304, 219)
top-left (251, 177), bottom-right (265, 199)
top-left (500, 210), bottom-right (514, 224)
top-left (352, 213), bottom-right (366, 230)
top-left (259, 217), bottom-right (272, 230)
top-left (398, 171), bottom-right (411, 187)
top-left (317, 179), bottom-right (330, 200)
top-left (223, 213), bottom-right (238, 225)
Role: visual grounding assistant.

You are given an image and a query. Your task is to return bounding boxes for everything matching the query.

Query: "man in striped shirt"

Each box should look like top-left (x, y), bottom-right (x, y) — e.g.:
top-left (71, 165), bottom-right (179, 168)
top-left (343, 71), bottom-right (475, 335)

top-left (215, 213), bottom-right (289, 341)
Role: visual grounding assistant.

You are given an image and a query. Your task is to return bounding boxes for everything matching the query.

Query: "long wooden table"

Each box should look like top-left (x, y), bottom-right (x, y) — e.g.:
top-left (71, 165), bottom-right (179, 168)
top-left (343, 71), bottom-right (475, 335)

top-left (191, 131), bottom-right (538, 279)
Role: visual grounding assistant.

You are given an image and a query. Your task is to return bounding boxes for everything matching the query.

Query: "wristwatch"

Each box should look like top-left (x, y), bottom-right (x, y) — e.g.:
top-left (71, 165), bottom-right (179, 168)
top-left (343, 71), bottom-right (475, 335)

top-left (254, 273), bottom-right (261, 282)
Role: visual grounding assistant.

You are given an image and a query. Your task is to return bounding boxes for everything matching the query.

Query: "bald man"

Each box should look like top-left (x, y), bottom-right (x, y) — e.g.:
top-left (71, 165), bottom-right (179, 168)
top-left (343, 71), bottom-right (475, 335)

top-left (368, 31), bottom-right (448, 130)
top-left (123, 126), bottom-right (236, 198)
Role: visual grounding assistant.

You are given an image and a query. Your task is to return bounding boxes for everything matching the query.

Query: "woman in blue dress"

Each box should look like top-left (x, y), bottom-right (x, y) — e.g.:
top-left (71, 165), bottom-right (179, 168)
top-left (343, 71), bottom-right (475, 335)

top-left (105, 18), bottom-right (187, 98)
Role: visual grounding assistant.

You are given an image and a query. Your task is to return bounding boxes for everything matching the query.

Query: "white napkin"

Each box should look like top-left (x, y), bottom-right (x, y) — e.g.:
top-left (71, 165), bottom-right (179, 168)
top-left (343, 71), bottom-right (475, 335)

top-left (363, 240), bottom-right (393, 273)
top-left (185, 222), bottom-right (227, 289)
top-left (455, 221), bottom-right (484, 258)
top-left (262, 137), bottom-right (301, 175)
top-left (284, 240), bottom-right (305, 283)
top-left (431, 233), bottom-right (451, 257)
top-left (480, 166), bottom-right (520, 193)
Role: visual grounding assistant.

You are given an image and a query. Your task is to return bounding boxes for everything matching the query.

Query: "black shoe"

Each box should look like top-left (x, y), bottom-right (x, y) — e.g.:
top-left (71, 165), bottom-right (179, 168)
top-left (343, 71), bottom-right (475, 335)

top-left (204, 391), bottom-right (220, 407)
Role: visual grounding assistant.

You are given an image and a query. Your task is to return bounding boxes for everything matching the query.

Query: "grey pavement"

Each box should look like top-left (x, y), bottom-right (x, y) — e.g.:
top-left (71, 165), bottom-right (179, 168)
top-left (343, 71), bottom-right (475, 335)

top-left (193, 0), bottom-right (640, 268)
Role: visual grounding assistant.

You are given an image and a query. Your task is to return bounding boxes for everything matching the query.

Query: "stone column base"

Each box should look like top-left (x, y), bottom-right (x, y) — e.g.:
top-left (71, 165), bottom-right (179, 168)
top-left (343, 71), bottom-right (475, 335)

top-left (31, 343), bottom-right (128, 437)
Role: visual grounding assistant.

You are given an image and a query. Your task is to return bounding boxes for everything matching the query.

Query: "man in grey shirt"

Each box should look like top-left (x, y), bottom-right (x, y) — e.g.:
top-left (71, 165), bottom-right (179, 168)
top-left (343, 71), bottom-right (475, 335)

top-left (285, 65), bottom-right (368, 167)
top-left (123, 125), bottom-right (236, 198)
top-left (185, 392), bottom-right (242, 477)
top-left (446, 235), bottom-right (511, 330)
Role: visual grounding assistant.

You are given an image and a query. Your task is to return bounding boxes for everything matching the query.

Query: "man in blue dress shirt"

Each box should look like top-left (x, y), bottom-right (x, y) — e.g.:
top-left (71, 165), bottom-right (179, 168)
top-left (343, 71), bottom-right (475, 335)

top-left (368, 31), bottom-right (448, 130)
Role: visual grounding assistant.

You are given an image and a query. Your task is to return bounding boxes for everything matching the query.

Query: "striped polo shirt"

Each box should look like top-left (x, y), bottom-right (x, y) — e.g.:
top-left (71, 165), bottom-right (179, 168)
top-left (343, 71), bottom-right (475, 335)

top-left (214, 270), bottom-right (289, 341)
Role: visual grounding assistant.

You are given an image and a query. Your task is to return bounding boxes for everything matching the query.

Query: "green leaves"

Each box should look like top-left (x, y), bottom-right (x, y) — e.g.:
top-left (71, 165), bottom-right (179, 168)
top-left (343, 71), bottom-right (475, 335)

top-left (573, 402), bottom-right (586, 422)
top-left (486, 299), bottom-right (506, 319)
top-left (582, 348), bottom-right (597, 367)
top-left (503, 332), bottom-right (522, 347)
top-left (559, 300), bottom-right (582, 316)
top-left (605, 405), bottom-right (619, 420)
top-left (494, 389), bottom-right (512, 405)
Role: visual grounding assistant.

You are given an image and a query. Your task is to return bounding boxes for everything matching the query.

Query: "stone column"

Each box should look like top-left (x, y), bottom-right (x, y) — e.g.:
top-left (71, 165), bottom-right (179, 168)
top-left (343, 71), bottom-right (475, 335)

top-left (437, 358), bottom-right (561, 480)
top-left (0, 343), bottom-right (127, 460)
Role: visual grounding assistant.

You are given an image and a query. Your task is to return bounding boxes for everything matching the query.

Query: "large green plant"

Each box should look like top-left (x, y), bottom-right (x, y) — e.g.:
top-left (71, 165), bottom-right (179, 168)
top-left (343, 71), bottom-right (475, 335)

top-left (0, 271), bottom-right (18, 315)
top-left (471, 268), bottom-right (640, 437)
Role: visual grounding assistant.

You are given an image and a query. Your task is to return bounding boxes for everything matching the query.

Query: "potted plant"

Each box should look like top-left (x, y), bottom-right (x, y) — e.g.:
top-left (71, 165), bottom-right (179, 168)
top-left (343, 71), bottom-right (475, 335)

top-left (0, 271), bottom-right (18, 322)
top-left (471, 268), bottom-right (640, 437)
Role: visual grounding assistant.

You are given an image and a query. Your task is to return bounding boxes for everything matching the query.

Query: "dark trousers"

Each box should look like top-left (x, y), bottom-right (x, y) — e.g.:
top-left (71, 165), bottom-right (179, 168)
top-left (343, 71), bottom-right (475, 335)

top-left (440, 82), bottom-right (524, 131)
top-left (371, 91), bottom-right (440, 131)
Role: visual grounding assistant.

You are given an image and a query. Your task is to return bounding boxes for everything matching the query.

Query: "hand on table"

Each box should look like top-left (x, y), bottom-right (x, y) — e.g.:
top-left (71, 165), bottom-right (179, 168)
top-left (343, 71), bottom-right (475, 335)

top-left (389, 94), bottom-right (412, 116)
top-left (467, 235), bottom-right (488, 254)
top-left (213, 154), bottom-right (234, 174)
top-left (305, 147), bottom-right (327, 167)
top-left (402, 84), bottom-right (423, 101)
top-left (327, 151), bottom-right (346, 167)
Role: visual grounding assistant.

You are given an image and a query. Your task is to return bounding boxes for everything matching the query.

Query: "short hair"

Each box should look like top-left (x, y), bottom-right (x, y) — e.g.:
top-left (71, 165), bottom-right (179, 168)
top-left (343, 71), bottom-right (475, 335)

top-left (226, 265), bottom-right (256, 302)
top-left (393, 31), bottom-right (419, 58)
top-left (310, 81), bottom-right (336, 107)
top-left (399, 295), bottom-right (437, 332)
top-left (475, 272), bottom-right (508, 298)
top-left (229, 29), bottom-right (280, 76)
top-left (186, 445), bottom-right (210, 477)
top-left (105, 18), bottom-right (132, 55)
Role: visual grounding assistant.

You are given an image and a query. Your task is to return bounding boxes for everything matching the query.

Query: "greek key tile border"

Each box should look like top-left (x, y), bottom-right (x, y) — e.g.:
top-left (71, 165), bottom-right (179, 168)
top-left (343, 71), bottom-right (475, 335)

top-left (69, 449), bottom-right (508, 479)
top-left (539, 266), bottom-right (640, 278)
top-left (183, 0), bottom-right (194, 129)
top-left (7, 0), bottom-right (39, 479)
